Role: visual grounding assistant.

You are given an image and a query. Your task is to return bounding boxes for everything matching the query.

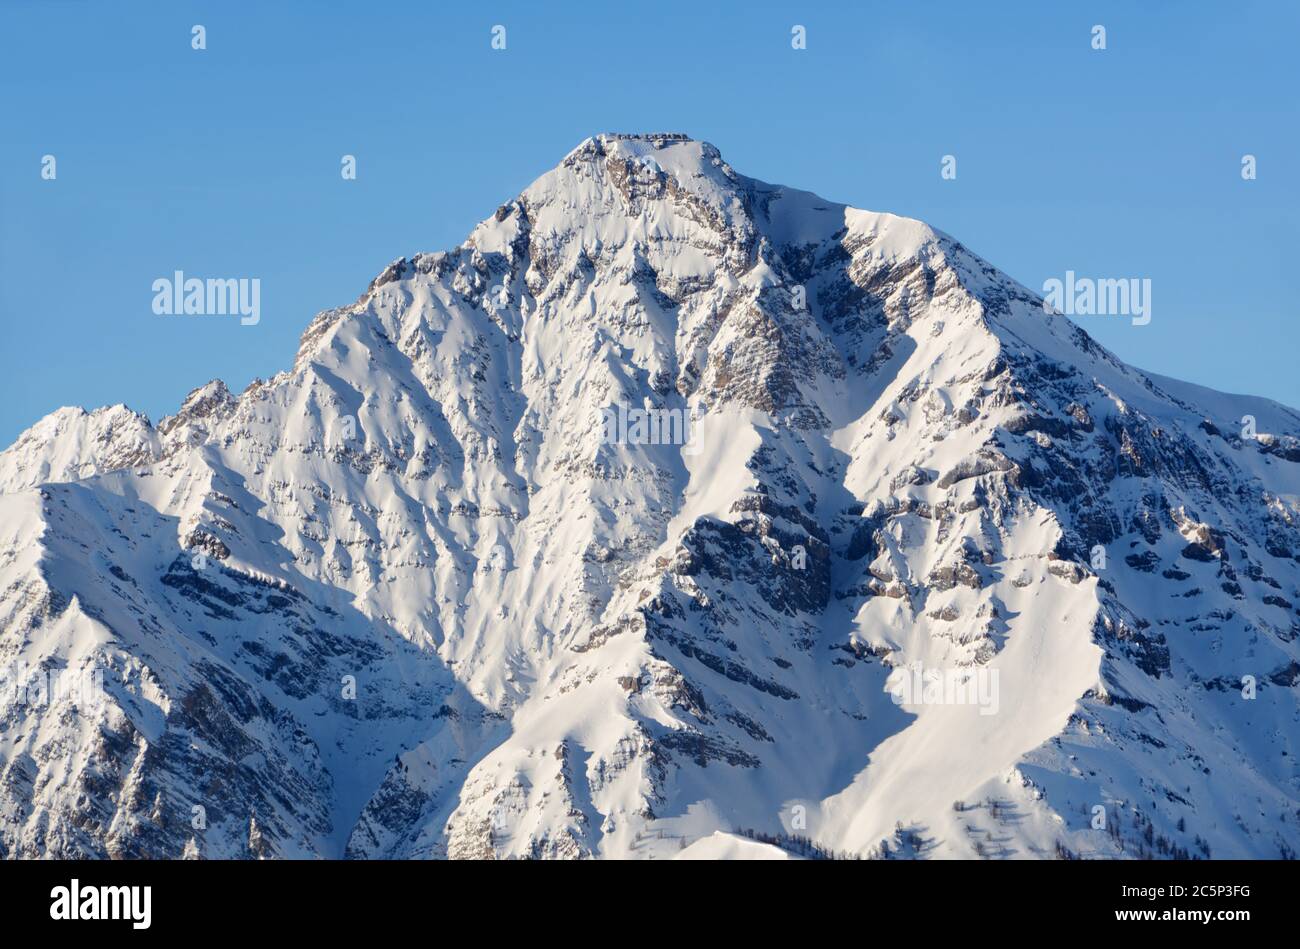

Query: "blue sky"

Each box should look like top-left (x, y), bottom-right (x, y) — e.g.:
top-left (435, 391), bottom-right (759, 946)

top-left (1, 0), bottom-right (1296, 445)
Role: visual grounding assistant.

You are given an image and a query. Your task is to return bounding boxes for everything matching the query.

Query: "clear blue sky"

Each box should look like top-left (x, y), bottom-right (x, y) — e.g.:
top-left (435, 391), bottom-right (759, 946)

top-left (1, 1), bottom-right (1295, 445)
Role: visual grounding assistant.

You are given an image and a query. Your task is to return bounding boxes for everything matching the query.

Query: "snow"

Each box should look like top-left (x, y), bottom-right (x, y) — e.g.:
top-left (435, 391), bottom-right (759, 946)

top-left (675, 831), bottom-right (795, 860)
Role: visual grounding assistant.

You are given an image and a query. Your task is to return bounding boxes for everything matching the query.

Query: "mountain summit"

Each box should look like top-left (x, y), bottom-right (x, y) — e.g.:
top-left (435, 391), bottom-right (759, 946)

top-left (2, 136), bottom-right (1298, 859)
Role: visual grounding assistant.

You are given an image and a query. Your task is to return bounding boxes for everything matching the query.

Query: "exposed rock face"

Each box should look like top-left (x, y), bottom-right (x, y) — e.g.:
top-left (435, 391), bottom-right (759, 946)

top-left (2, 134), bottom-right (1298, 860)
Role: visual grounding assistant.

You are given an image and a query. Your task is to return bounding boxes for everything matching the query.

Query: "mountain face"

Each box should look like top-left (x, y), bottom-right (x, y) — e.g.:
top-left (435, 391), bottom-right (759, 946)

top-left (2, 133), bottom-right (1298, 860)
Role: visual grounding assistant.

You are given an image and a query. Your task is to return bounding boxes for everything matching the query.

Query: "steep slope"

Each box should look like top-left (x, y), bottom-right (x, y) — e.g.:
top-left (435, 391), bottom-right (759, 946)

top-left (2, 134), bottom-right (1297, 859)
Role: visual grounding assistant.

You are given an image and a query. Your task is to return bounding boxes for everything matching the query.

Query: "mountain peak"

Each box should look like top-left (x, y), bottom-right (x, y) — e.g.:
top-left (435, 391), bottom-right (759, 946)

top-left (157, 378), bottom-right (237, 442)
top-left (594, 131), bottom-right (694, 143)
top-left (546, 132), bottom-right (733, 194)
top-left (0, 402), bottom-right (157, 492)
top-left (565, 132), bottom-right (697, 159)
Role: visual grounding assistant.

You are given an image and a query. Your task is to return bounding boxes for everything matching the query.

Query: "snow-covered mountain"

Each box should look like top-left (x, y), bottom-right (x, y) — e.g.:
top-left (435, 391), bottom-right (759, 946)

top-left (2, 133), bottom-right (1297, 860)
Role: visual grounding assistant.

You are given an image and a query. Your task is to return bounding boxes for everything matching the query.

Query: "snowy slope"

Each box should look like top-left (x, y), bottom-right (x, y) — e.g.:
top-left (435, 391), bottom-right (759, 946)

top-left (0, 405), bottom-right (158, 493)
top-left (1, 134), bottom-right (1297, 860)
